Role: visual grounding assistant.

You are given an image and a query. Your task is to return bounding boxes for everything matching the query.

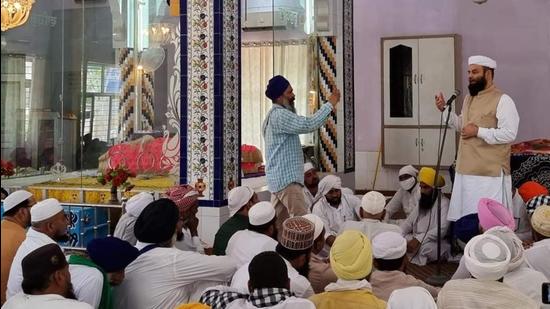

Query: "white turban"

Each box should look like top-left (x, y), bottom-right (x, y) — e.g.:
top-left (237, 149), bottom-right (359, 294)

top-left (372, 231), bottom-right (407, 259)
top-left (227, 186), bottom-right (255, 217)
top-left (318, 175), bottom-right (342, 197)
top-left (484, 226), bottom-right (524, 271)
top-left (31, 198), bottom-right (64, 222)
top-left (468, 55), bottom-right (497, 69)
top-left (361, 191), bottom-right (386, 215)
top-left (398, 165), bottom-right (418, 177)
top-left (464, 234), bottom-right (510, 280)
top-left (3, 190), bottom-right (33, 212)
top-left (303, 214), bottom-right (324, 239)
top-left (126, 192), bottom-right (154, 218)
top-left (248, 201), bottom-right (275, 226)
top-left (304, 162), bottom-right (315, 173)
top-left (387, 287), bottom-right (437, 309)
top-left (341, 187), bottom-right (354, 196)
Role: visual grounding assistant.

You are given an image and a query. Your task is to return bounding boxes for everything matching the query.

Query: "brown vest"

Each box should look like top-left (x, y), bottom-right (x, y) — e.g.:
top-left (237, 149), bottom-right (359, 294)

top-left (456, 85), bottom-right (511, 176)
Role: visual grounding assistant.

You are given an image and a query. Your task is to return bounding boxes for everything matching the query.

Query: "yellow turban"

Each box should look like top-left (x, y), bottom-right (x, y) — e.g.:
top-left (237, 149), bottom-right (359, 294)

top-left (531, 205), bottom-right (550, 237)
top-left (330, 230), bottom-right (373, 280)
top-left (174, 304), bottom-right (211, 309)
top-left (418, 167), bottom-right (445, 188)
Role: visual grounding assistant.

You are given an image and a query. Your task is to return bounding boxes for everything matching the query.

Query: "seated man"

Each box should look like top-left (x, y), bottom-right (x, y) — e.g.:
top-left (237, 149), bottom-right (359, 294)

top-left (309, 230), bottom-right (386, 308)
top-left (303, 163), bottom-right (321, 210)
top-left (437, 234), bottom-right (538, 309)
top-left (303, 214), bottom-right (337, 293)
top-left (200, 252), bottom-right (316, 309)
top-left (113, 199), bottom-right (237, 308)
top-left (226, 202), bottom-right (278, 267)
top-left (340, 191), bottom-right (401, 240)
top-left (400, 167), bottom-right (450, 265)
top-left (166, 185), bottom-right (204, 253)
top-left (113, 192), bottom-right (154, 245)
top-left (3, 244), bottom-right (92, 309)
top-left (213, 186), bottom-right (259, 255)
top-left (231, 217), bottom-right (316, 298)
top-left (312, 175), bottom-right (360, 253)
top-left (385, 165), bottom-right (420, 224)
top-left (370, 231), bottom-right (439, 301)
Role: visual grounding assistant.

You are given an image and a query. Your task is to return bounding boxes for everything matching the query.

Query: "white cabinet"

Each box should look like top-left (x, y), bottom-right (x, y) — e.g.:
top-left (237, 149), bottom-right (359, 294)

top-left (382, 35), bottom-right (459, 167)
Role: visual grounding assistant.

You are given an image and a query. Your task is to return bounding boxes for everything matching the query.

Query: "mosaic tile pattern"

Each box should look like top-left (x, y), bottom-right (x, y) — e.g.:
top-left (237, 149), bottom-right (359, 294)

top-left (118, 48), bottom-right (136, 141)
top-left (343, 0), bottom-right (355, 172)
top-left (318, 36), bottom-right (337, 173)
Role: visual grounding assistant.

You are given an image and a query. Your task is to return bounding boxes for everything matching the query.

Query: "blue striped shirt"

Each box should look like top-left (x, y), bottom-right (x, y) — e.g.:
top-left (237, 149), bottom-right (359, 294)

top-left (263, 103), bottom-right (333, 193)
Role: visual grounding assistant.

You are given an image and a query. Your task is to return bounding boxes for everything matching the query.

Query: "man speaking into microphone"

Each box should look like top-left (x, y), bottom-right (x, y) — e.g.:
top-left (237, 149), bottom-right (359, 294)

top-left (435, 55), bottom-right (520, 240)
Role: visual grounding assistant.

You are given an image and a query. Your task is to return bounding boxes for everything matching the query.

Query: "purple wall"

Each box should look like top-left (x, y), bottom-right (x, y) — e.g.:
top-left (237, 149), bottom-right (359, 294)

top-left (354, 0), bottom-right (550, 152)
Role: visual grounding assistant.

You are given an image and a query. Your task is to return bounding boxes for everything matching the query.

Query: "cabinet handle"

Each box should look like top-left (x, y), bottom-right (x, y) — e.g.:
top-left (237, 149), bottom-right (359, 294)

top-left (414, 74), bottom-right (417, 84)
top-left (420, 138), bottom-right (424, 151)
top-left (420, 74), bottom-right (423, 84)
top-left (415, 138), bottom-right (418, 146)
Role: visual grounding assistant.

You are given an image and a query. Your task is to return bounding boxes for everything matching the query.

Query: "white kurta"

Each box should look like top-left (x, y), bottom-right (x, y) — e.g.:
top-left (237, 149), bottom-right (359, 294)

top-left (446, 94), bottom-right (519, 221)
top-left (384, 183), bottom-right (420, 223)
top-left (340, 219), bottom-right (402, 241)
top-left (511, 192), bottom-right (531, 241)
top-left (525, 239), bottom-right (550, 280)
top-left (226, 297), bottom-right (316, 309)
top-left (303, 187), bottom-right (321, 211)
top-left (400, 195), bottom-right (451, 265)
top-left (504, 266), bottom-right (550, 309)
top-left (175, 227), bottom-right (205, 253)
top-left (113, 213), bottom-right (138, 245)
top-left (113, 246), bottom-right (237, 309)
top-left (68, 264), bottom-right (103, 308)
top-left (226, 229), bottom-right (278, 268)
top-left (2, 293), bottom-right (93, 309)
top-left (312, 194), bottom-right (361, 238)
top-left (231, 258), bottom-right (314, 298)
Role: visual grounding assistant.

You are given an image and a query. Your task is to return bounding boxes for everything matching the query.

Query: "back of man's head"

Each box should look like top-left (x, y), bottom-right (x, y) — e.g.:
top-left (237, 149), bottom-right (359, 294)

top-left (21, 244), bottom-right (67, 294)
top-left (134, 198), bottom-right (179, 245)
top-left (248, 251), bottom-right (289, 291)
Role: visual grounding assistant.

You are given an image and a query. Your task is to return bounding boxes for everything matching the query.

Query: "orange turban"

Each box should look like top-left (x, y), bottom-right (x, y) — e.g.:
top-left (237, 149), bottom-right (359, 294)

top-left (518, 181), bottom-right (549, 203)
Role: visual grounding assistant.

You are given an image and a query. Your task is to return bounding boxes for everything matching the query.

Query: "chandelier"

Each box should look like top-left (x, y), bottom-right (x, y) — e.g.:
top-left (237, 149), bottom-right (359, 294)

top-left (148, 23), bottom-right (173, 47)
top-left (1, 0), bottom-right (34, 31)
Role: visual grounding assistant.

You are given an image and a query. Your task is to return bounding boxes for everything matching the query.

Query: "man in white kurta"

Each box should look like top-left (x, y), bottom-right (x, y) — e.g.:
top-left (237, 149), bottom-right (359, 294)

top-left (303, 163), bottom-right (321, 210)
top-left (114, 192), bottom-right (154, 246)
top-left (385, 165), bottom-right (420, 224)
top-left (226, 201), bottom-right (278, 267)
top-left (6, 199), bottom-right (103, 308)
top-left (435, 55), bottom-right (519, 223)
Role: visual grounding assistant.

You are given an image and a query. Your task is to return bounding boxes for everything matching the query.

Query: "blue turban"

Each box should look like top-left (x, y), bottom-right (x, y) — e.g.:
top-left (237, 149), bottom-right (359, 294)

top-left (265, 75), bottom-right (290, 101)
top-left (87, 236), bottom-right (139, 273)
top-left (453, 213), bottom-right (479, 243)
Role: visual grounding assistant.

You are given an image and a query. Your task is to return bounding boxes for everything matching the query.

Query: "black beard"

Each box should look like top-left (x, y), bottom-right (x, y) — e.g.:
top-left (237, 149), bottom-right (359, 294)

top-left (54, 233), bottom-right (71, 243)
top-left (296, 258), bottom-right (310, 278)
top-left (419, 193), bottom-right (435, 210)
top-left (468, 76), bottom-right (487, 96)
top-left (176, 230), bottom-right (184, 241)
top-left (326, 197), bottom-right (341, 207)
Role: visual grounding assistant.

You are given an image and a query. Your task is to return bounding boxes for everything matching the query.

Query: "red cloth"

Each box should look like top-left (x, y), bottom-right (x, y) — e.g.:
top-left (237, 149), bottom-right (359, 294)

top-left (106, 137), bottom-right (173, 175)
top-left (166, 184), bottom-right (198, 214)
top-left (518, 181), bottom-right (549, 203)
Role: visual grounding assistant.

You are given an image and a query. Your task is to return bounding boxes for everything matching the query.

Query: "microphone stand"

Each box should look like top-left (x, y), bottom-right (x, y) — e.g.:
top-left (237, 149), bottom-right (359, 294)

top-left (425, 101), bottom-right (453, 287)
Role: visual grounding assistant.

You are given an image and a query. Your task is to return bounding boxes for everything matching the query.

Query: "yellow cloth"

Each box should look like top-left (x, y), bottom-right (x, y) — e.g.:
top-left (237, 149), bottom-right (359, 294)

top-left (309, 290), bottom-right (386, 309)
top-left (1, 220), bottom-right (26, 305)
top-left (330, 230), bottom-right (373, 280)
top-left (174, 303), bottom-right (211, 309)
top-left (531, 205), bottom-right (550, 237)
top-left (418, 167), bottom-right (445, 188)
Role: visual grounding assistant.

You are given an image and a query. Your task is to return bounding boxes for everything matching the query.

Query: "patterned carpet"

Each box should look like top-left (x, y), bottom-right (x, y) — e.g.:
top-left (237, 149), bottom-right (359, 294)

top-left (405, 261), bottom-right (459, 286)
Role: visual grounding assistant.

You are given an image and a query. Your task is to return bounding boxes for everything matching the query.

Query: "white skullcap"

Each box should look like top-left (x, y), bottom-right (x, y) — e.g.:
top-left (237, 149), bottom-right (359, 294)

top-left (398, 165), bottom-right (418, 177)
top-left (304, 162), bottom-right (315, 173)
top-left (126, 192), bottom-right (154, 218)
top-left (372, 231), bottom-right (407, 259)
top-left (302, 214), bottom-right (324, 239)
top-left (248, 201), bottom-right (275, 226)
top-left (484, 226), bottom-right (524, 271)
top-left (228, 186), bottom-right (255, 217)
top-left (468, 55), bottom-right (497, 69)
top-left (30, 198), bottom-right (64, 223)
top-left (3, 190), bottom-right (33, 213)
top-left (464, 233), bottom-right (511, 280)
top-left (361, 191), bottom-right (386, 215)
top-left (318, 175), bottom-right (342, 197)
top-left (387, 286), bottom-right (437, 309)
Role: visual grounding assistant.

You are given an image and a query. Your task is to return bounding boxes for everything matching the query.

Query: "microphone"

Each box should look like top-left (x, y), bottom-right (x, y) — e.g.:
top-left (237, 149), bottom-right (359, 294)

top-left (446, 89), bottom-right (461, 106)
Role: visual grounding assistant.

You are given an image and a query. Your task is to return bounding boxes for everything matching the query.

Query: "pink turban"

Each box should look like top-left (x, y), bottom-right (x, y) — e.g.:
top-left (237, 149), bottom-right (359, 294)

top-left (477, 198), bottom-right (515, 231)
top-left (166, 184), bottom-right (198, 214)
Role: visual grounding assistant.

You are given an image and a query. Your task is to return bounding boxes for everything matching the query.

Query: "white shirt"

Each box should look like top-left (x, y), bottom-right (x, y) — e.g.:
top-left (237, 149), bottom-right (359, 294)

top-left (3, 293), bottom-right (93, 309)
top-left (446, 93), bottom-right (519, 221)
top-left (226, 230), bottom-right (278, 268)
top-left (384, 183), bottom-right (420, 222)
top-left (511, 192), bottom-right (531, 241)
top-left (525, 239), bottom-right (550, 280)
top-left (68, 263), bottom-right (103, 309)
top-left (113, 213), bottom-right (138, 246)
top-left (231, 258), bottom-right (314, 298)
top-left (113, 246), bottom-right (237, 309)
top-left (175, 227), bottom-right (205, 253)
top-left (504, 266), bottom-right (550, 309)
top-left (340, 218), bottom-right (402, 240)
top-left (303, 187), bottom-right (321, 211)
top-left (226, 297), bottom-right (316, 309)
top-left (312, 194), bottom-right (360, 238)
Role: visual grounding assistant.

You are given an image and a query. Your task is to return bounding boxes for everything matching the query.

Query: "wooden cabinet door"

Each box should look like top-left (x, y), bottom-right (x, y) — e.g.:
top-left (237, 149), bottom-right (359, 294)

top-left (419, 128), bottom-right (456, 167)
top-left (384, 128), bottom-right (419, 165)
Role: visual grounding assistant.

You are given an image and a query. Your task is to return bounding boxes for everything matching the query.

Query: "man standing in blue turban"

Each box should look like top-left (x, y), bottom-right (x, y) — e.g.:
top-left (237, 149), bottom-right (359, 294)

top-left (262, 75), bottom-right (340, 238)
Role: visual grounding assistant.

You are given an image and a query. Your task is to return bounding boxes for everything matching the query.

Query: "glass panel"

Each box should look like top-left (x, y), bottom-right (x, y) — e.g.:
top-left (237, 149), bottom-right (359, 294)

top-left (389, 45), bottom-right (413, 118)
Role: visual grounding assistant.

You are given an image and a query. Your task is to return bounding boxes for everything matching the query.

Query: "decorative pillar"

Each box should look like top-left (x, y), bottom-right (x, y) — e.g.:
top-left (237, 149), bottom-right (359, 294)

top-left (343, 0), bottom-right (355, 173)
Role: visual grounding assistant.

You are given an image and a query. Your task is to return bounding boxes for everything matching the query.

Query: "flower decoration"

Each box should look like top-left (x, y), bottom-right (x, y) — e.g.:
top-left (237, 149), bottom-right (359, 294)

top-left (1, 160), bottom-right (15, 176)
top-left (97, 164), bottom-right (136, 189)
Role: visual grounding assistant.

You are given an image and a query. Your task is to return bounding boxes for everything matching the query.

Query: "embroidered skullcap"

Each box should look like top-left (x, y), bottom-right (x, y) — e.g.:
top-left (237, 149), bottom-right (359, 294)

top-left (248, 201), bottom-right (275, 226)
top-left (399, 165), bottom-right (418, 177)
top-left (387, 286), bottom-right (437, 309)
top-left (518, 181), bottom-right (549, 203)
top-left (418, 167), bottom-right (445, 188)
top-left (468, 55), bottom-right (497, 69)
top-left (525, 195), bottom-right (550, 214)
top-left (372, 231), bottom-right (407, 260)
top-left (302, 214), bottom-right (324, 240)
top-left (485, 226), bottom-right (524, 271)
top-left (87, 237), bottom-right (139, 273)
top-left (304, 162), bottom-right (315, 173)
top-left (477, 198), bottom-right (515, 231)
top-left (265, 75), bottom-right (290, 101)
top-left (228, 186), bottom-right (255, 217)
top-left (30, 198), bottom-right (63, 223)
top-left (318, 175), bottom-right (342, 197)
top-left (361, 191), bottom-right (386, 215)
top-left (3, 190), bottom-right (32, 212)
top-left (126, 192), bottom-right (154, 218)
top-left (166, 184), bottom-right (199, 214)
top-left (279, 217), bottom-right (315, 250)
top-left (330, 230), bottom-right (373, 280)
top-left (464, 233), bottom-right (510, 280)
top-left (531, 205), bottom-right (550, 237)
top-left (134, 198), bottom-right (179, 244)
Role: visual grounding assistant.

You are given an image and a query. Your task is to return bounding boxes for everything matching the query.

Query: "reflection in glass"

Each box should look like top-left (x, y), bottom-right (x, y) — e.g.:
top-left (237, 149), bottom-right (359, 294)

top-left (389, 44), bottom-right (413, 118)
